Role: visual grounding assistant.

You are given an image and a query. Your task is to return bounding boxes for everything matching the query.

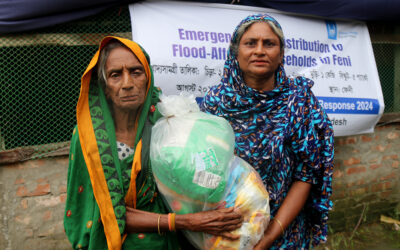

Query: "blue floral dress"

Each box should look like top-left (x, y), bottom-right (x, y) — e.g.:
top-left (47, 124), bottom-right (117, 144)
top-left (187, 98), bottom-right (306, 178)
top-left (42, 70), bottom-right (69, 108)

top-left (200, 14), bottom-right (334, 249)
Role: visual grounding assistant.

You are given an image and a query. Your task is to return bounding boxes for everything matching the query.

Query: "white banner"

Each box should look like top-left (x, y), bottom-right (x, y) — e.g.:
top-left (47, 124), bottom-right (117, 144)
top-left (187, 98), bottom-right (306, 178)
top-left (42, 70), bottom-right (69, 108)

top-left (129, 1), bottom-right (384, 136)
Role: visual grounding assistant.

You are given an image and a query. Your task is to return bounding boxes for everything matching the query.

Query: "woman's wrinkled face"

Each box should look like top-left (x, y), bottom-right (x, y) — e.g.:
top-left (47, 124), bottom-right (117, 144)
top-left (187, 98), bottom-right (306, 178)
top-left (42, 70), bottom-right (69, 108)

top-left (237, 22), bottom-right (283, 81)
top-left (105, 46), bottom-right (147, 112)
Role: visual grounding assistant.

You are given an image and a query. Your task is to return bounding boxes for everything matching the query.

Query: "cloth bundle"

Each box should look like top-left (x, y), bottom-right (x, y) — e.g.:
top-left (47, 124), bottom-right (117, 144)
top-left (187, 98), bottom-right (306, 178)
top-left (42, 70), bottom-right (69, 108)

top-left (150, 94), bottom-right (270, 250)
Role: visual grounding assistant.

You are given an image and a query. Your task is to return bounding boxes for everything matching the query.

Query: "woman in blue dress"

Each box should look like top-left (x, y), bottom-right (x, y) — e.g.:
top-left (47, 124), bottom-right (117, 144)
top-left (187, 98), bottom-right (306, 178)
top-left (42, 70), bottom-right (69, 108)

top-left (201, 14), bottom-right (334, 249)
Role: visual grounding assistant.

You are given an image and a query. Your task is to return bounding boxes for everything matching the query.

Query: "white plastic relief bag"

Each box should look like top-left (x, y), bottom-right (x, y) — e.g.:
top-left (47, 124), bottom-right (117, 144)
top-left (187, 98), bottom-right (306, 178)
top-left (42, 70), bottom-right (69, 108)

top-left (150, 94), bottom-right (270, 250)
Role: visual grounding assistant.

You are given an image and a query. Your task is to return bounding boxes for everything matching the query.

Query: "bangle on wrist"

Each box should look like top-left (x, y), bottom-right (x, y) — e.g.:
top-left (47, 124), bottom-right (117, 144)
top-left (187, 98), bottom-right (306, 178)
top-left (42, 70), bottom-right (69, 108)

top-left (168, 213), bottom-right (172, 231)
top-left (273, 217), bottom-right (285, 236)
top-left (157, 214), bottom-right (164, 236)
top-left (168, 213), bottom-right (176, 232)
top-left (170, 213), bottom-right (176, 232)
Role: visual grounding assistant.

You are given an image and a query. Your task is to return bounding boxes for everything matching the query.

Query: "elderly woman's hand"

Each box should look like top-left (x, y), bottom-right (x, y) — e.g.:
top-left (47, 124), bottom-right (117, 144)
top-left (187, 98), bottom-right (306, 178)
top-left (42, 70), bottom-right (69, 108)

top-left (177, 206), bottom-right (243, 240)
top-left (124, 205), bottom-right (242, 240)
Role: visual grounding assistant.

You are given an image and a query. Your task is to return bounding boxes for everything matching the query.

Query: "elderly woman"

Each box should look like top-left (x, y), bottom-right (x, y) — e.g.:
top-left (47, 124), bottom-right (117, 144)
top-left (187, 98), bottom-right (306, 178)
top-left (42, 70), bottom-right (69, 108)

top-left (64, 36), bottom-right (242, 250)
top-left (201, 14), bottom-right (334, 249)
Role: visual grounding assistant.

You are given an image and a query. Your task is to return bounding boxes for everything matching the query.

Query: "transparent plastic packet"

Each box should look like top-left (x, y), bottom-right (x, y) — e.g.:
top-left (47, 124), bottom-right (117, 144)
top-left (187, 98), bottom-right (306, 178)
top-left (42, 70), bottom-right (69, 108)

top-left (150, 94), bottom-right (270, 250)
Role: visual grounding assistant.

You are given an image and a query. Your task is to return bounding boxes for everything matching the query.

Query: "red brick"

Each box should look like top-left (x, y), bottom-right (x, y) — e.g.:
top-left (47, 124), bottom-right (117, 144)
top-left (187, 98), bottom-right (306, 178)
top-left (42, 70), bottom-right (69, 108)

top-left (332, 190), bottom-right (346, 199)
top-left (375, 144), bottom-right (391, 152)
top-left (375, 125), bottom-right (388, 131)
top-left (371, 177), bottom-right (378, 183)
top-left (346, 137), bottom-right (357, 144)
top-left (371, 183), bottom-right (383, 192)
top-left (381, 191), bottom-right (392, 198)
top-left (36, 178), bottom-right (47, 183)
top-left (17, 182), bottom-right (51, 197)
top-left (14, 177), bottom-right (25, 185)
top-left (380, 172), bottom-right (397, 181)
top-left (60, 193), bottom-right (67, 203)
top-left (336, 138), bottom-right (345, 146)
top-left (392, 161), bottom-right (399, 168)
top-left (28, 183), bottom-right (50, 197)
top-left (371, 182), bottom-right (392, 192)
top-left (59, 185), bottom-right (67, 193)
top-left (37, 227), bottom-right (56, 237)
top-left (343, 157), bottom-right (361, 166)
top-left (361, 135), bottom-right (373, 142)
top-left (346, 179), bottom-right (365, 188)
top-left (333, 170), bottom-right (344, 178)
top-left (332, 183), bottom-right (343, 191)
top-left (20, 199), bottom-right (28, 209)
top-left (350, 187), bottom-right (368, 196)
top-left (43, 210), bottom-right (52, 221)
top-left (16, 186), bottom-right (29, 197)
top-left (384, 182), bottom-right (392, 189)
top-left (375, 145), bottom-right (384, 152)
top-left (383, 155), bottom-right (399, 161)
top-left (34, 159), bottom-right (46, 167)
top-left (15, 215), bottom-right (31, 225)
top-left (346, 166), bottom-right (366, 175)
top-left (333, 179), bottom-right (345, 186)
top-left (370, 164), bottom-right (382, 170)
top-left (387, 131), bottom-right (399, 140)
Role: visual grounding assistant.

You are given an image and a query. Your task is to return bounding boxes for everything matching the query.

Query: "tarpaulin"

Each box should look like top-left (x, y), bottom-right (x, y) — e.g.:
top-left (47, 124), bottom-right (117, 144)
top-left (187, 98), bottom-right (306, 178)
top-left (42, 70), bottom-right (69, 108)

top-left (0, 0), bottom-right (399, 34)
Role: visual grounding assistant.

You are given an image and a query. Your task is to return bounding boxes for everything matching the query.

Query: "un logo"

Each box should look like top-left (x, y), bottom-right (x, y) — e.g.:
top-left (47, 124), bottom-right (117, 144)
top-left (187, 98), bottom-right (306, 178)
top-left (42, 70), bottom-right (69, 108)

top-left (326, 20), bottom-right (337, 40)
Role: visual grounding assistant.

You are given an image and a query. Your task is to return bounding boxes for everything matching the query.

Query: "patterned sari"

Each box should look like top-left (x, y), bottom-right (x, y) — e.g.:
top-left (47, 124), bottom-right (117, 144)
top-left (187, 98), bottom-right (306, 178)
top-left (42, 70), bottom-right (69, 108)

top-left (64, 37), bottom-right (179, 250)
top-left (200, 14), bottom-right (334, 249)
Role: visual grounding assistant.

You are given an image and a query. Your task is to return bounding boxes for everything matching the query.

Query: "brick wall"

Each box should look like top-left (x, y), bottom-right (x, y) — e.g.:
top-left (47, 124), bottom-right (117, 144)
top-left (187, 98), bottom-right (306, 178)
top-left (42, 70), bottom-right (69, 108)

top-left (0, 123), bottom-right (399, 249)
top-left (0, 157), bottom-right (71, 250)
top-left (329, 123), bottom-right (400, 232)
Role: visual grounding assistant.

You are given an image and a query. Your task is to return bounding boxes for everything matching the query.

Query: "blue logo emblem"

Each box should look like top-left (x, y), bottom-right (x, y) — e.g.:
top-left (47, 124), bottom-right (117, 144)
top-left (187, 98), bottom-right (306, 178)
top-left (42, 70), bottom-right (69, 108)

top-left (326, 20), bottom-right (337, 40)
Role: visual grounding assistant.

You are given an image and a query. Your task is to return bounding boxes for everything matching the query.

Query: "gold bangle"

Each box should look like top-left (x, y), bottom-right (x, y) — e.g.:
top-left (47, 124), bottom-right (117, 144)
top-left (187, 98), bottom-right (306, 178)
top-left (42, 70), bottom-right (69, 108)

top-left (157, 214), bottom-right (162, 236)
top-left (170, 213), bottom-right (176, 232)
top-left (273, 217), bottom-right (285, 235)
top-left (168, 213), bottom-right (172, 231)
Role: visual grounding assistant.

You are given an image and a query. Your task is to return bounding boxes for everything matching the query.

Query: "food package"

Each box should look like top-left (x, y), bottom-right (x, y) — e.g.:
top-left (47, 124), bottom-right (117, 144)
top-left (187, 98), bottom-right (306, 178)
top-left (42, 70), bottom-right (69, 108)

top-left (150, 94), bottom-right (270, 250)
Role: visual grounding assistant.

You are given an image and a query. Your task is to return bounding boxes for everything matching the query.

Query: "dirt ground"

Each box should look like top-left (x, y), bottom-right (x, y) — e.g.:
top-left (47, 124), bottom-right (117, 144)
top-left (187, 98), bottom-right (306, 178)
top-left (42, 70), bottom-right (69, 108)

top-left (316, 222), bottom-right (400, 250)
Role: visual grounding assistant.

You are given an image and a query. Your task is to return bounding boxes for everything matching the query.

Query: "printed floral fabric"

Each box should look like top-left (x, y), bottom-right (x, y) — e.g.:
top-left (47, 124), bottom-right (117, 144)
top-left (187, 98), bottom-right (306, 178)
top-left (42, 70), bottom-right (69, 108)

top-left (200, 14), bottom-right (334, 249)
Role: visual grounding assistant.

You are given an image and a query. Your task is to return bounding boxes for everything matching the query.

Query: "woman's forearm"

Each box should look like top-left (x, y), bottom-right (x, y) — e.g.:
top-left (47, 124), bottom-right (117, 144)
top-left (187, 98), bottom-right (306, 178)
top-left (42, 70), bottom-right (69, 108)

top-left (256, 181), bottom-right (311, 249)
top-left (125, 206), bottom-right (242, 238)
top-left (125, 208), bottom-right (170, 233)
